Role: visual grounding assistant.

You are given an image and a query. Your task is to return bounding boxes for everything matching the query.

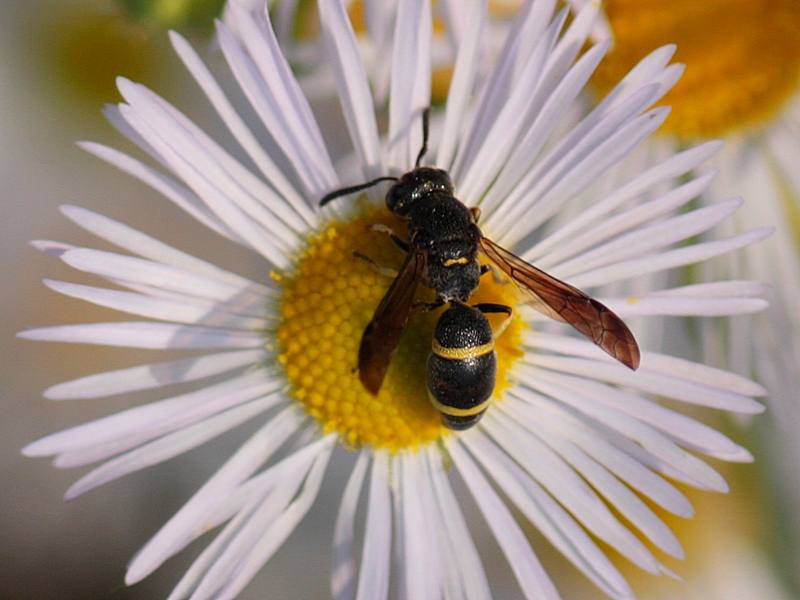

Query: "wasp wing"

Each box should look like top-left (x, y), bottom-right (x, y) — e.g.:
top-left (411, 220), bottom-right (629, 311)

top-left (480, 238), bottom-right (640, 370)
top-left (358, 249), bottom-right (427, 394)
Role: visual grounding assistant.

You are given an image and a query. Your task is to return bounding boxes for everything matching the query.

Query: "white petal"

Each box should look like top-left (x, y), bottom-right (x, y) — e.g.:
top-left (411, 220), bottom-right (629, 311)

top-left (356, 451), bottom-right (392, 600)
top-left (126, 407), bottom-right (306, 584)
top-left (530, 415), bottom-right (684, 558)
top-left (58, 248), bottom-right (268, 307)
top-left (216, 11), bottom-right (336, 195)
top-left (569, 227), bottom-right (772, 288)
top-left (24, 372), bottom-right (278, 462)
top-left (387, 0), bottom-right (431, 169)
top-left (62, 204), bottom-right (273, 292)
top-left (66, 394), bottom-right (281, 498)
top-left (169, 31), bottom-right (317, 229)
top-left (190, 439), bottom-right (334, 600)
top-left (317, 0), bottom-right (383, 180)
top-left (423, 447), bottom-right (491, 600)
top-left (450, 440), bottom-right (560, 600)
top-left (527, 141), bottom-right (723, 261)
top-left (452, 0), bottom-right (557, 179)
top-left (510, 397), bottom-right (694, 517)
top-left (114, 87), bottom-right (291, 264)
top-left (473, 414), bottom-right (663, 574)
top-left (43, 349), bottom-right (264, 399)
top-left (553, 198), bottom-right (743, 279)
top-left (465, 425), bottom-right (637, 598)
top-left (438, 0), bottom-right (487, 170)
top-left (512, 372), bottom-right (730, 491)
top-left (395, 451), bottom-right (439, 599)
top-left (332, 452), bottom-right (369, 600)
top-left (77, 143), bottom-right (245, 244)
top-left (43, 280), bottom-right (270, 329)
top-left (19, 322), bottom-right (263, 350)
top-left (524, 346), bottom-right (765, 414)
top-left (533, 173), bottom-right (716, 269)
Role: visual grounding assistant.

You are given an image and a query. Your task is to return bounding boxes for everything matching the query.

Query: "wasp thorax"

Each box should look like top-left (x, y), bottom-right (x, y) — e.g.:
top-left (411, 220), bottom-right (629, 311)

top-left (386, 167), bottom-right (454, 216)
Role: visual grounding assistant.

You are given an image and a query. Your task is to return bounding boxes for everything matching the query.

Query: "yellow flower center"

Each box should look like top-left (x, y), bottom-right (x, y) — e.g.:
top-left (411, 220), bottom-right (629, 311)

top-left (275, 203), bottom-right (525, 452)
top-left (590, 0), bottom-right (800, 139)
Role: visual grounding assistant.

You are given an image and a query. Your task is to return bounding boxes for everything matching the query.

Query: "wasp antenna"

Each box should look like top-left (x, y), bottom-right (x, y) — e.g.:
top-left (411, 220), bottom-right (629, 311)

top-left (414, 107), bottom-right (431, 168)
top-left (319, 176), bottom-right (399, 206)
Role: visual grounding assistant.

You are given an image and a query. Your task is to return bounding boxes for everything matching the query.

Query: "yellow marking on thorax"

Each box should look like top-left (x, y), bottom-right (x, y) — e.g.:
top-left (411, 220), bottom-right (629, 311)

top-left (443, 257), bottom-right (469, 266)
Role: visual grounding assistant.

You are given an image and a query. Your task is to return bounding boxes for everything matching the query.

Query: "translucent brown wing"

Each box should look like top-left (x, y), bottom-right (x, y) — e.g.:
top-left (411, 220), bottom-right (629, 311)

top-left (358, 248), bottom-right (427, 394)
top-left (480, 237), bottom-right (640, 370)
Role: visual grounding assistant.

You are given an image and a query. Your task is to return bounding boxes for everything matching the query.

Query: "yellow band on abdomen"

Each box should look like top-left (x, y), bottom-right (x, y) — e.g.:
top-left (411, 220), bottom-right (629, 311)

top-left (431, 339), bottom-right (494, 360)
top-left (428, 391), bottom-right (491, 417)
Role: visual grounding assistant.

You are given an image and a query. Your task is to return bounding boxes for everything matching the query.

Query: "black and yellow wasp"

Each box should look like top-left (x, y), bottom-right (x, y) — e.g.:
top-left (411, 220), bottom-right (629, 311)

top-left (321, 109), bottom-right (640, 429)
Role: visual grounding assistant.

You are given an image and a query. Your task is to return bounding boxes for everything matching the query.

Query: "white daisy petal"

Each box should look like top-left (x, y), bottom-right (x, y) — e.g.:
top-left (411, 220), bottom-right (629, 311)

top-left (452, 0), bottom-right (557, 179)
top-left (19, 322), bottom-right (263, 350)
top-left (127, 407), bottom-right (307, 584)
top-left (527, 141), bottom-right (723, 261)
top-left (387, 0), bottom-right (431, 169)
top-left (511, 374), bottom-right (730, 491)
top-left (66, 395), bottom-right (282, 499)
top-left (569, 227), bottom-right (772, 288)
top-left (423, 447), bottom-right (491, 600)
top-left (332, 452), bottom-right (370, 600)
top-left (114, 95), bottom-right (292, 264)
top-left (395, 451), bottom-right (438, 599)
top-left (191, 439), bottom-right (334, 600)
top-left (79, 141), bottom-right (243, 243)
top-left (356, 452), bottom-right (392, 600)
top-left (57, 248), bottom-right (267, 307)
top-left (43, 280), bottom-right (270, 328)
top-left (215, 16), bottom-right (335, 197)
top-left (538, 423), bottom-right (683, 557)
top-left (553, 198), bottom-right (744, 279)
top-left (509, 397), bottom-right (694, 516)
top-left (24, 372), bottom-right (277, 461)
top-left (317, 0), bottom-right (383, 180)
top-left (438, 0), bottom-right (487, 170)
top-left (168, 31), bottom-right (317, 229)
top-left (42, 350), bottom-right (263, 400)
top-left (473, 413), bottom-right (664, 574)
top-left (450, 440), bottom-right (560, 600)
top-left (59, 205), bottom-right (271, 291)
top-left (466, 424), bottom-right (636, 598)
top-left (458, 10), bottom-right (576, 198)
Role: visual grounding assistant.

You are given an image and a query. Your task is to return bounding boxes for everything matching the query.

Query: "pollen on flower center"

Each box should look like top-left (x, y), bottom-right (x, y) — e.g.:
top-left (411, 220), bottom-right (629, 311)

top-left (274, 204), bottom-right (525, 452)
top-left (590, 0), bottom-right (800, 139)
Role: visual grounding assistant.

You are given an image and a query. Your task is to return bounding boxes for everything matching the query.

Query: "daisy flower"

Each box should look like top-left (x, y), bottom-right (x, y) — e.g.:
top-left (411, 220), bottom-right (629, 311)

top-left (21, 0), bottom-right (768, 598)
top-left (588, 0), bottom-right (800, 587)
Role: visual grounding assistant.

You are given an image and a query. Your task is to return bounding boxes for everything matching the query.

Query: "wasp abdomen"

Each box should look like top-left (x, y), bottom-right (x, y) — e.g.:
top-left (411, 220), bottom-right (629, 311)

top-left (427, 302), bottom-right (497, 430)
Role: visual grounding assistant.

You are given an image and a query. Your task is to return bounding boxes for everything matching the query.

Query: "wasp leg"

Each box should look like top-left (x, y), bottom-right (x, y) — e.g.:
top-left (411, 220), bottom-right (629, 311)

top-left (470, 206), bottom-right (481, 222)
top-left (369, 223), bottom-right (410, 253)
top-left (473, 302), bottom-right (513, 338)
top-left (413, 299), bottom-right (445, 314)
top-left (352, 251), bottom-right (398, 278)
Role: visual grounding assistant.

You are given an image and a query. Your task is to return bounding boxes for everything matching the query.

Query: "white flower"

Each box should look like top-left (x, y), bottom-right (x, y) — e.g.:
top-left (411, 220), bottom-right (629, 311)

top-left (21, 1), bottom-right (767, 599)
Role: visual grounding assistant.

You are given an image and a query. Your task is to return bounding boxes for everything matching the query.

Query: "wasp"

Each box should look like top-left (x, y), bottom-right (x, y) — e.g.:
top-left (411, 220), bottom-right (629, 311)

top-left (320, 109), bottom-right (640, 429)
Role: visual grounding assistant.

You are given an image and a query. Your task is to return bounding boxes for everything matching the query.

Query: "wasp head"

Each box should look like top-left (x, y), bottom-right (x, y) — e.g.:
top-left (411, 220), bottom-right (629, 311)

top-left (386, 167), bottom-right (454, 216)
